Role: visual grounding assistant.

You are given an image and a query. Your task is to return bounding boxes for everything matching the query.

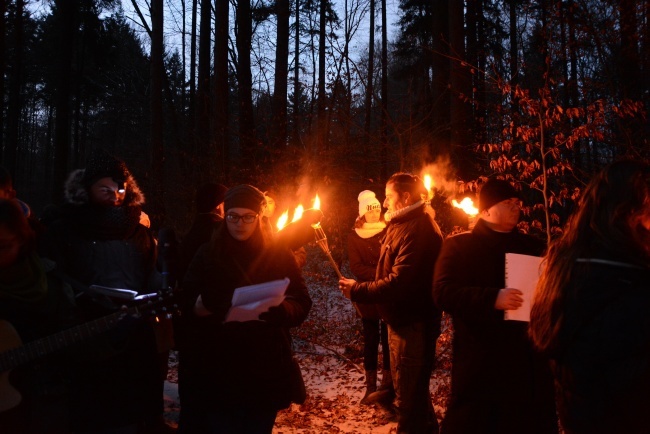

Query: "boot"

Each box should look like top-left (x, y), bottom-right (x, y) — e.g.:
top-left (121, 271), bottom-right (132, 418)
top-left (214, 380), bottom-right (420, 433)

top-left (363, 369), bottom-right (395, 405)
top-left (359, 369), bottom-right (377, 405)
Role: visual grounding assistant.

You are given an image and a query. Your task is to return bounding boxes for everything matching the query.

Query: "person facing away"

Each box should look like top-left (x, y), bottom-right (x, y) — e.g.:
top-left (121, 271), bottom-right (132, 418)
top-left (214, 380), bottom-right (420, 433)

top-left (339, 173), bottom-right (443, 434)
top-left (179, 184), bottom-right (312, 434)
top-left (177, 182), bottom-right (228, 282)
top-left (530, 160), bottom-right (650, 434)
top-left (39, 150), bottom-right (165, 433)
top-left (432, 178), bottom-right (557, 434)
top-left (0, 199), bottom-right (79, 433)
top-left (346, 189), bottom-right (392, 405)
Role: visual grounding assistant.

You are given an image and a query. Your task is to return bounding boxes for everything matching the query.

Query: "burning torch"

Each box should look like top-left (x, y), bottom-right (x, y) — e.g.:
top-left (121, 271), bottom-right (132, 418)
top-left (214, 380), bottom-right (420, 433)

top-left (311, 195), bottom-right (344, 279)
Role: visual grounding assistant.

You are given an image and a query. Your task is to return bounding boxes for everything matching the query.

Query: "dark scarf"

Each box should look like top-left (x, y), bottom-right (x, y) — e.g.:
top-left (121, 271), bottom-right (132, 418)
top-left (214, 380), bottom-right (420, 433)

top-left (0, 252), bottom-right (48, 303)
top-left (67, 203), bottom-right (142, 240)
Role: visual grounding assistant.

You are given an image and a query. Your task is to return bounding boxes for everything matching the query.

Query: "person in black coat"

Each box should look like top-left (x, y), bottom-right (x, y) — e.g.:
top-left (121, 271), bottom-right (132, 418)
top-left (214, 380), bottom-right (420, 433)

top-left (340, 173), bottom-right (443, 434)
top-left (180, 184), bottom-right (312, 434)
top-left (346, 189), bottom-right (391, 404)
top-left (530, 160), bottom-right (650, 434)
top-left (432, 178), bottom-right (557, 434)
top-left (39, 151), bottom-right (165, 434)
top-left (0, 199), bottom-right (78, 433)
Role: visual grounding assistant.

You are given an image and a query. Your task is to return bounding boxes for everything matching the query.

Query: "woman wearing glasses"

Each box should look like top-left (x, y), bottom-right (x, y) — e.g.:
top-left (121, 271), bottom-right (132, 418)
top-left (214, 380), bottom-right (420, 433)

top-left (179, 184), bottom-right (312, 434)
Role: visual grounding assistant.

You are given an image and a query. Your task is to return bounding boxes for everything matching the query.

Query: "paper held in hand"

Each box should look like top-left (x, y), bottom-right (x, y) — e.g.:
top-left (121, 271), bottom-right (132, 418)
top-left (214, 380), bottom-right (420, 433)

top-left (504, 253), bottom-right (544, 322)
top-left (225, 278), bottom-right (290, 322)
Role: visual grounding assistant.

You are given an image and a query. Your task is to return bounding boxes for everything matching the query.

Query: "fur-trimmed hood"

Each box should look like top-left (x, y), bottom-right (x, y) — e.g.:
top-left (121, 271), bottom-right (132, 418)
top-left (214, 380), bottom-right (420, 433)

top-left (63, 168), bottom-right (145, 206)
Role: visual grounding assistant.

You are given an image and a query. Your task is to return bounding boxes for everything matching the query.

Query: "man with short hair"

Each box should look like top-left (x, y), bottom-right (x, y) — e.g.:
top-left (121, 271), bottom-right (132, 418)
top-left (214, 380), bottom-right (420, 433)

top-left (432, 178), bottom-right (557, 434)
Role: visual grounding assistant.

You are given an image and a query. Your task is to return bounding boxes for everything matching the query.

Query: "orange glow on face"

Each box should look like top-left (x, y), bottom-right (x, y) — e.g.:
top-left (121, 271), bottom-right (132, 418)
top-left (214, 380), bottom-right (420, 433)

top-left (452, 197), bottom-right (479, 216)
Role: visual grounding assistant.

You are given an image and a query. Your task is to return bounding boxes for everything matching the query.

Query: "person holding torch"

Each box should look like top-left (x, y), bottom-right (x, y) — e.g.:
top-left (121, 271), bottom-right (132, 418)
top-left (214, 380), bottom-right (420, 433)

top-left (339, 173), bottom-right (443, 434)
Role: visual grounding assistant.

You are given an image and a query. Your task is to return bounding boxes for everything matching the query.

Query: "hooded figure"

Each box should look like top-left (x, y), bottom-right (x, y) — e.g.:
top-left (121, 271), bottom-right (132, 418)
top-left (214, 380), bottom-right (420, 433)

top-left (39, 150), bottom-right (164, 433)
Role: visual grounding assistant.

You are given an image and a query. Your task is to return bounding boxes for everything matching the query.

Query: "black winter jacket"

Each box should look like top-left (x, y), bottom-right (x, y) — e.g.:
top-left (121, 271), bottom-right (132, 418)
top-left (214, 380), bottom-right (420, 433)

top-left (432, 218), bottom-right (556, 434)
top-left (181, 225), bottom-right (312, 411)
top-left (351, 204), bottom-right (442, 328)
top-left (347, 226), bottom-right (386, 319)
top-left (551, 259), bottom-right (650, 434)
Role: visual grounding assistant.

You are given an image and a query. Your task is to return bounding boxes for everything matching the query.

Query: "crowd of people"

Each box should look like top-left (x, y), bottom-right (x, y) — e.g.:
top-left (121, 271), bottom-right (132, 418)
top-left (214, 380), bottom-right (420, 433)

top-left (1, 150), bottom-right (649, 434)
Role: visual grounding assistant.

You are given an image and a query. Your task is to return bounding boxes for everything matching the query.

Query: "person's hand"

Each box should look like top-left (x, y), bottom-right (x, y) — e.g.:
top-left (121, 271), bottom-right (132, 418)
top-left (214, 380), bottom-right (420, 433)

top-left (258, 304), bottom-right (287, 325)
top-left (338, 278), bottom-right (356, 299)
top-left (494, 288), bottom-right (524, 310)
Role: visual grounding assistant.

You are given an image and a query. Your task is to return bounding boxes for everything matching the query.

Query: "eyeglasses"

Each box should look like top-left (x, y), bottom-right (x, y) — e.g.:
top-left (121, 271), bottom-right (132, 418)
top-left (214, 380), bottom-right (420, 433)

top-left (226, 213), bottom-right (258, 224)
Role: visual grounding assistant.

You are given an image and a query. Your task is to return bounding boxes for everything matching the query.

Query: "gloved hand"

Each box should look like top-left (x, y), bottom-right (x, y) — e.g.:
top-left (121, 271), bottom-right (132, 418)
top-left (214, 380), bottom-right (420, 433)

top-left (258, 304), bottom-right (287, 326)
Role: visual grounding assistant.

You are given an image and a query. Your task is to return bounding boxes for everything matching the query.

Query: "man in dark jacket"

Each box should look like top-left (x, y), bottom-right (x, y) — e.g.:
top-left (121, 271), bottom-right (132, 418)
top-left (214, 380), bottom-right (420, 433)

top-left (340, 172), bottom-right (443, 434)
top-left (40, 151), bottom-right (166, 433)
top-left (432, 178), bottom-right (557, 434)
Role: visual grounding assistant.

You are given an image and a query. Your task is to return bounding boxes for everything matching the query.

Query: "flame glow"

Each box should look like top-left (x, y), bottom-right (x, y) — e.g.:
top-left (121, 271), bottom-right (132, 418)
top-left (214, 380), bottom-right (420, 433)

top-left (452, 197), bottom-right (479, 216)
top-left (313, 194), bottom-right (321, 210)
top-left (424, 174), bottom-right (432, 191)
top-left (291, 205), bottom-right (304, 222)
top-left (276, 210), bottom-right (289, 231)
top-left (424, 174), bottom-right (434, 200)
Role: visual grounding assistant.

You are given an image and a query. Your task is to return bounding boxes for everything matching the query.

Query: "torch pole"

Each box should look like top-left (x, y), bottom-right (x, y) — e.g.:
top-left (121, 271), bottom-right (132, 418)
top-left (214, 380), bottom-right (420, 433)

top-left (313, 224), bottom-right (344, 279)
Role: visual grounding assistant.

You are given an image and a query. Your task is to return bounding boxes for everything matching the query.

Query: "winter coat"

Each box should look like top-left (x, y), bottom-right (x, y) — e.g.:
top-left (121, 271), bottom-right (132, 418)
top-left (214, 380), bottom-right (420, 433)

top-left (37, 169), bottom-right (162, 432)
top-left (432, 218), bottom-right (557, 434)
top-left (351, 203), bottom-right (443, 329)
top-left (181, 224), bottom-right (312, 411)
top-left (178, 212), bottom-right (223, 282)
top-left (347, 225), bottom-right (386, 319)
top-left (550, 259), bottom-right (650, 434)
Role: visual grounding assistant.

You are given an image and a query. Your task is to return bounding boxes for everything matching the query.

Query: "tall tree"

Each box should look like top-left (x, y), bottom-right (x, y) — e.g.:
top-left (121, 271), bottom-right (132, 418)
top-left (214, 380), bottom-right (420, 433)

top-left (214, 0), bottom-right (230, 176)
top-left (271, 0), bottom-right (290, 152)
top-left (364, 0), bottom-right (375, 179)
top-left (236, 0), bottom-right (256, 163)
top-left (150, 0), bottom-right (165, 220)
top-left (52, 0), bottom-right (78, 200)
top-left (196, 0), bottom-right (211, 168)
top-left (4, 0), bottom-right (24, 172)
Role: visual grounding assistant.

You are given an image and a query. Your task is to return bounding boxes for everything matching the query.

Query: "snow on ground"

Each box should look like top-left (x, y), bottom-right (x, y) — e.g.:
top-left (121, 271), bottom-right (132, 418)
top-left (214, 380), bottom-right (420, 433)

top-left (163, 247), bottom-right (452, 433)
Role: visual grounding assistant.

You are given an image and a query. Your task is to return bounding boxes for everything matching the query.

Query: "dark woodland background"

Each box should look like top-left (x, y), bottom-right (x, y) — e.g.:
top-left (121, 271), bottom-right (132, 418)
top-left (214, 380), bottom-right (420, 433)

top-left (2, 0), bottom-right (650, 254)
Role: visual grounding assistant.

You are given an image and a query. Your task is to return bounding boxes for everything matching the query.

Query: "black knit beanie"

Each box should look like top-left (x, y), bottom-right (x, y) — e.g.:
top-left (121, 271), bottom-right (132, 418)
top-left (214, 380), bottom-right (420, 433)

top-left (224, 184), bottom-right (266, 213)
top-left (478, 179), bottom-right (518, 211)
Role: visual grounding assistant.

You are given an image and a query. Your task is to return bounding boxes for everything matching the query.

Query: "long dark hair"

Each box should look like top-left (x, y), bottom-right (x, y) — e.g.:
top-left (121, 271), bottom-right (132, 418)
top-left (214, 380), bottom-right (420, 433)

top-left (530, 160), bottom-right (650, 352)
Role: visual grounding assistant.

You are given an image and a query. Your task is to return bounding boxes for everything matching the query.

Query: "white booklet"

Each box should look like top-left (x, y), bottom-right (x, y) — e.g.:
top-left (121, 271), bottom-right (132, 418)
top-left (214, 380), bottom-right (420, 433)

top-left (224, 278), bottom-right (290, 322)
top-left (504, 253), bottom-right (544, 322)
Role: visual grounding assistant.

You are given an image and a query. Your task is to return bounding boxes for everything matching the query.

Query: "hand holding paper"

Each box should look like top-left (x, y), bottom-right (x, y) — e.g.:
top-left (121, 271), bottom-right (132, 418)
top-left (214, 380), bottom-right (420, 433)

top-left (224, 278), bottom-right (290, 323)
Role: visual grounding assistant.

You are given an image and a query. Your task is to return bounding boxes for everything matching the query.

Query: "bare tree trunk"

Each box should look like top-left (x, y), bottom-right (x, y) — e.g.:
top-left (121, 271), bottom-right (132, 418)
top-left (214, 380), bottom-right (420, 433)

top-left (317, 0), bottom-right (327, 150)
top-left (272, 0), bottom-right (290, 152)
top-left (151, 0), bottom-right (165, 222)
top-left (449, 0), bottom-right (470, 172)
top-left (189, 0), bottom-right (198, 129)
top-left (214, 0), bottom-right (230, 177)
top-left (53, 0), bottom-right (77, 200)
top-left (4, 0), bottom-right (23, 173)
top-left (0, 0), bottom-right (7, 157)
top-left (197, 0), bottom-right (212, 171)
top-left (236, 0), bottom-right (256, 163)
top-left (380, 0), bottom-right (387, 180)
top-left (364, 0), bottom-right (375, 179)
top-left (293, 0), bottom-right (302, 147)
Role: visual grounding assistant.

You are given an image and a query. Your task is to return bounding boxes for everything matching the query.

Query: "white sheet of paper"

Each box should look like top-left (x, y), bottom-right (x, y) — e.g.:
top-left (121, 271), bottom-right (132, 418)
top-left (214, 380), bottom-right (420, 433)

top-left (225, 278), bottom-right (290, 322)
top-left (504, 253), bottom-right (544, 322)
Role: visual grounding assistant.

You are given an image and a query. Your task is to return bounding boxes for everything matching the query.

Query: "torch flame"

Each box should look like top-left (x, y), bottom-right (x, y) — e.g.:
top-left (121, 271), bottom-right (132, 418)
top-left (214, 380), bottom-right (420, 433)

top-left (276, 210), bottom-right (289, 231)
top-left (424, 174), bottom-right (432, 191)
top-left (291, 205), bottom-right (304, 222)
top-left (424, 174), bottom-right (433, 200)
top-left (313, 194), bottom-right (321, 210)
top-left (452, 197), bottom-right (479, 216)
